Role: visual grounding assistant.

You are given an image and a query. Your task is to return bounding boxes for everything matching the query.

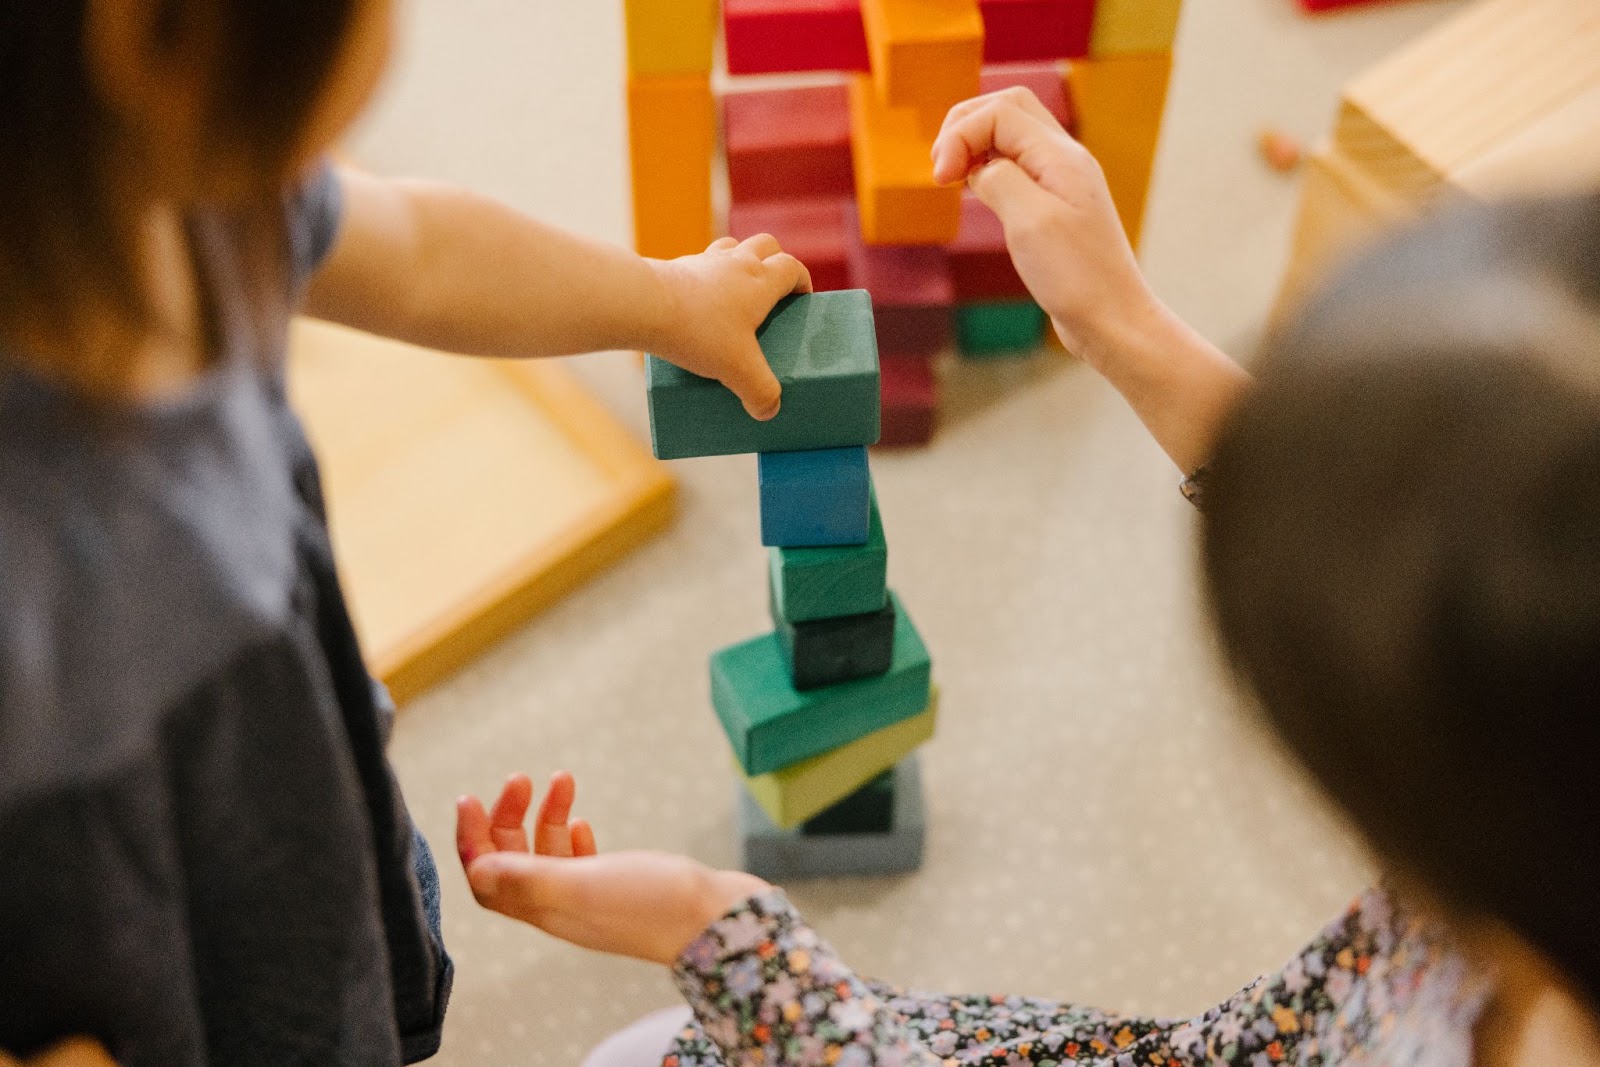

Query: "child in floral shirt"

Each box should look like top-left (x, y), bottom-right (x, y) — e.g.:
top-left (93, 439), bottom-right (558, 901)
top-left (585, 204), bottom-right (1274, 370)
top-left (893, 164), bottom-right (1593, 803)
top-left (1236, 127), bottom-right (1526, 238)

top-left (456, 89), bottom-right (1600, 1067)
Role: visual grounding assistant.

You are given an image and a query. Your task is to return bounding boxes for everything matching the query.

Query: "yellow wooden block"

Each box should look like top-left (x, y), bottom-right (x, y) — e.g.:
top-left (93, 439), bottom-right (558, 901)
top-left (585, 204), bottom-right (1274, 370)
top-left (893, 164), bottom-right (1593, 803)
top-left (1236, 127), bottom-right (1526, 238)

top-left (1068, 52), bottom-right (1172, 250)
top-left (861, 0), bottom-right (983, 113)
top-left (624, 0), bottom-right (716, 76)
top-left (1336, 0), bottom-right (1600, 207)
top-left (628, 74), bottom-right (716, 260)
top-left (1090, 0), bottom-right (1182, 57)
top-left (848, 75), bottom-right (961, 246)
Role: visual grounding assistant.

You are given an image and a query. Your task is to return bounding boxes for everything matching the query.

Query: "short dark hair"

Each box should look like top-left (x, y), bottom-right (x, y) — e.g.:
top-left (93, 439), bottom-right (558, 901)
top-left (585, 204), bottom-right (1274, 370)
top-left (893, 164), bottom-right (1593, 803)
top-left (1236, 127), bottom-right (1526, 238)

top-left (1202, 193), bottom-right (1600, 1007)
top-left (0, 0), bottom-right (359, 387)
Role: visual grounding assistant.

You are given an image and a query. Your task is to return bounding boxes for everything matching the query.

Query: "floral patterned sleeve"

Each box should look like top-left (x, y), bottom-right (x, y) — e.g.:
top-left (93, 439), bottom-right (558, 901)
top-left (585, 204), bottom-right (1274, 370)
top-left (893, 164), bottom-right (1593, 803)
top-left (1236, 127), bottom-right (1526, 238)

top-left (667, 887), bottom-right (1483, 1067)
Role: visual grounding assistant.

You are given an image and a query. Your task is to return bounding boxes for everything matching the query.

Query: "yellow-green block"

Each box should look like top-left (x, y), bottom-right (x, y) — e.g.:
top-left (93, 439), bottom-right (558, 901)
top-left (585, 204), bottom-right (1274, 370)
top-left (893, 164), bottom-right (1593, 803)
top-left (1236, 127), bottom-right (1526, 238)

top-left (1090, 0), bottom-right (1182, 57)
top-left (743, 690), bottom-right (938, 830)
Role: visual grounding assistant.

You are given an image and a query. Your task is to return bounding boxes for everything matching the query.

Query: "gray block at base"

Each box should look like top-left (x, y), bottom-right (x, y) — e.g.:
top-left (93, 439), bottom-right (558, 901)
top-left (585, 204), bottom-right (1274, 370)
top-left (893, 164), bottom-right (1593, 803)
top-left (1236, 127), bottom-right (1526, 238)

top-left (736, 755), bottom-right (925, 881)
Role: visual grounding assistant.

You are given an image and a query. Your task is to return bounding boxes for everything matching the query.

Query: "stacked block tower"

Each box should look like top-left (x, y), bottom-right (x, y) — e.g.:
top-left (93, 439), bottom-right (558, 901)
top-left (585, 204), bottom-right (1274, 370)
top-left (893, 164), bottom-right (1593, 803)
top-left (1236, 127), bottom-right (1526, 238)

top-left (646, 291), bottom-right (937, 881)
top-left (624, 0), bottom-right (1183, 446)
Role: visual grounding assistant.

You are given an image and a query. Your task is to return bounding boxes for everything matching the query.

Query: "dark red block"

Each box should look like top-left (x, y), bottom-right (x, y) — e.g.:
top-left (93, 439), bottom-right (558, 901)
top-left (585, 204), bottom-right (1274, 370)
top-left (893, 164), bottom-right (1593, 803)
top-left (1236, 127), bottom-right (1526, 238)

top-left (725, 83), bottom-right (854, 204)
top-left (948, 195), bottom-right (1026, 301)
top-left (876, 306), bottom-right (952, 357)
top-left (1300, 0), bottom-right (1392, 10)
top-left (724, 0), bottom-right (870, 75)
top-left (979, 0), bottom-right (1095, 63)
top-left (728, 198), bottom-right (852, 292)
top-left (878, 354), bottom-right (938, 447)
top-left (843, 205), bottom-right (954, 307)
top-left (979, 63), bottom-right (1074, 134)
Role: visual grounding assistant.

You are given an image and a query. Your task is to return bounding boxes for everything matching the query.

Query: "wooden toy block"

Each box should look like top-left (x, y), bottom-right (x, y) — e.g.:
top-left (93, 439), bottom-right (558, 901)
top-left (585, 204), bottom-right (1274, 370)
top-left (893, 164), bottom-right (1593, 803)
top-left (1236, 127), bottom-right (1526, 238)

top-left (725, 84), bottom-right (855, 204)
top-left (624, 0), bottom-right (716, 76)
top-left (646, 291), bottom-right (881, 460)
top-left (728, 199), bottom-right (852, 293)
top-left (771, 578), bottom-right (895, 689)
top-left (737, 755), bottom-right (925, 880)
top-left (878, 353), bottom-right (938, 447)
top-left (980, 0), bottom-right (1095, 63)
top-left (875, 306), bottom-right (952, 357)
top-left (956, 300), bottom-right (1047, 356)
top-left (979, 64), bottom-right (1075, 132)
top-left (768, 486), bottom-right (888, 623)
top-left (628, 75), bottom-right (715, 260)
top-left (948, 196), bottom-right (1025, 301)
top-left (712, 591), bottom-right (930, 775)
top-left (758, 446), bottom-right (872, 548)
top-left (843, 205), bottom-right (955, 308)
top-left (1088, 0), bottom-right (1180, 57)
top-left (1067, 52), bottom-right (1172, 249)
top-left (861, 0), bottom-right (983, 113)
top-left (724, 0), bottom-right (871, 76)
top-left (743, 695), bottom-right (937, 828)
top-left (848, 75), bottom-right (962, 245)
top-left (802, 770), bottom-right (895, 834)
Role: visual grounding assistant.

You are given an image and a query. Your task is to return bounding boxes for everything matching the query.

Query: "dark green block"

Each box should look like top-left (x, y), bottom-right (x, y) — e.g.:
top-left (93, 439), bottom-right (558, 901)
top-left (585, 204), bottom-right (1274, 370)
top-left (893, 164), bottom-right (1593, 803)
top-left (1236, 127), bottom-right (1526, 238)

top-left (647, 290), bottom-right (882, 459)
top-left (710, 597), bottom-right (932, 776)
top-left (771, 580), bottom-right (896, 691)
top-left (801, 771), bottom-right (895, 835)
top-left (769, 486), bottom-right (887, 623)
top-left (956, 300), bottom-right (1047, 357)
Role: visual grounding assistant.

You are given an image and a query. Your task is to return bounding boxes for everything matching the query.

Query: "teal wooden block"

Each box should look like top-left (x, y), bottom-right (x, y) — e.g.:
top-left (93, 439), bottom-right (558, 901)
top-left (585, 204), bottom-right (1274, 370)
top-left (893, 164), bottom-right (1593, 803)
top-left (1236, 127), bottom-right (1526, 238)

top-left (955, 300), bottom-right (1047, 357)
top-left (768, 486), bottom-right (887, 623)
top-left (711, 591), bottom-right (930, 775)
top-left (646, 290), bottom-right (882, 459)
top-left (737, 756), bottom-right (925, 881)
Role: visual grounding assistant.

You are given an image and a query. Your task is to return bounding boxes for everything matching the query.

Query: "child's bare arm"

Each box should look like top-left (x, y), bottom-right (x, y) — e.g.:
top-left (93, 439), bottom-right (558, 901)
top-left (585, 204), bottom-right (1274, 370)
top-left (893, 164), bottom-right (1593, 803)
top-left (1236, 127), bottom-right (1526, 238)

top-left (303, 167), bottom-right (810, 419)
top-left (930, 89), bottom-right (1250, 475)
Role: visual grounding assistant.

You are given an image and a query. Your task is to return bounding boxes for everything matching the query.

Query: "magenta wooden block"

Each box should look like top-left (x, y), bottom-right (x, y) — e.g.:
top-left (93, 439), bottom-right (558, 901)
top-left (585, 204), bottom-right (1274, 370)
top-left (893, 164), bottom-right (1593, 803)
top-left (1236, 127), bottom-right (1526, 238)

top-left (725, 84), bottom-right (854, 204)
top-left (724, 0), bottom-right (870, 75)
top-left (844, 205), bottom-right (954, 309)
top-left (979, 0), bottom-right (1095, 62)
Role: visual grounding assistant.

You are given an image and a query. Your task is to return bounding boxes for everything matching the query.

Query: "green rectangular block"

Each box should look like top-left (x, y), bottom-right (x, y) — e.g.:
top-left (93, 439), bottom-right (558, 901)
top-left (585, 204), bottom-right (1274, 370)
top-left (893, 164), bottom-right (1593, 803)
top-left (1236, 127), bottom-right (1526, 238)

top-left (769, 485), bottom-right (887, 623)
top-left (742, 690), bottom-right (937, 829)
top-left (802, 771), bottom-right (895, 835)
top-left (711, 591), bottom-right (931, 776)
top-left (956, 300), bottom-right (1047, 357)
top-left (646, 290), bottom-right (882, 459)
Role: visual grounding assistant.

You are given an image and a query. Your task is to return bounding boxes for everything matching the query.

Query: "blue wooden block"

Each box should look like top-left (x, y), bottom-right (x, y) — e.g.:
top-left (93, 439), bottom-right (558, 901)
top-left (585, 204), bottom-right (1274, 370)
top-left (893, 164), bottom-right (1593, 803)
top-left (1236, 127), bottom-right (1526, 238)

top-left (759, 446), bottom-right (871, 547)
top-left (737, 756), bottom-right (925, 881)
top-left (768, 487), bottom-right (887, 623)
top-left (646, 290), bottom-right (882, 459)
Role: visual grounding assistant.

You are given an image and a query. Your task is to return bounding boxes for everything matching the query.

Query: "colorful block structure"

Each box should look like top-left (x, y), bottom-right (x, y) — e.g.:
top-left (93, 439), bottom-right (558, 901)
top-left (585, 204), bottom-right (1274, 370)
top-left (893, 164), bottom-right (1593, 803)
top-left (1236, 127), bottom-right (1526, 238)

top-left (623, 0), bottom-right (1183, 446)
top-left (647, 291), bottom-right (938, 881)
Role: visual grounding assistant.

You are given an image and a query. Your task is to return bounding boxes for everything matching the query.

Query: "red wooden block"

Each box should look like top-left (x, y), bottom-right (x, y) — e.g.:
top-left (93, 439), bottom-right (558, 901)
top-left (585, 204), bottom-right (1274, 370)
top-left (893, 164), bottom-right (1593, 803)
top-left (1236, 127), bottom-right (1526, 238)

top-left (725, 84), bottom-right (855, 204)
top-left (876, 306), bottom-right (952, 357)
top-left (843, 206), bottom-right (955, 308)
top-left (948, 195), bottom-right (1026, 301)
top-left (724, 0), bottom-right (870, 75)
top-left (979, 0), bottom-right (1095, 63)
top-left (878, 354), bottom-right (938, 447)
top-left (979, 63), bottom-right (1075, 133)
top-left (1299, 0), bottom-right (1391, 10)
top-left (728, 198), bottom-right (853, 293)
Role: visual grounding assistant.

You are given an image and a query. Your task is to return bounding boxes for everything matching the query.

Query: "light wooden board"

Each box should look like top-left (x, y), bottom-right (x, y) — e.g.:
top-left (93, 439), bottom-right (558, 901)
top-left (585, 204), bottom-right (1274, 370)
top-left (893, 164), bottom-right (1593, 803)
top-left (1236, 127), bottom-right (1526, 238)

top-left (288, 319), bottom-right (675, 704)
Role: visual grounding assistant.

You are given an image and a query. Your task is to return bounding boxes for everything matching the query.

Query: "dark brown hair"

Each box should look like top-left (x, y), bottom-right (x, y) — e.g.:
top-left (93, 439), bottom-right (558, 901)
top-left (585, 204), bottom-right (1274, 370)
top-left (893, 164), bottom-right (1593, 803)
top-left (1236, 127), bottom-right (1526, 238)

top-left (0, 0), bottom-right (359, 386)
top-left (1202, 194), bottom-right (1600, 1006)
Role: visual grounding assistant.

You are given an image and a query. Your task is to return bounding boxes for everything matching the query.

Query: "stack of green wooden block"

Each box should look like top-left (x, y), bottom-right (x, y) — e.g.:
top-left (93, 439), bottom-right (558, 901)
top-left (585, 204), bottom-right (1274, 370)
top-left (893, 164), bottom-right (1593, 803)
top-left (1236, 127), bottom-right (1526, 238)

top-left (646, 290), bottom-right (937, 880)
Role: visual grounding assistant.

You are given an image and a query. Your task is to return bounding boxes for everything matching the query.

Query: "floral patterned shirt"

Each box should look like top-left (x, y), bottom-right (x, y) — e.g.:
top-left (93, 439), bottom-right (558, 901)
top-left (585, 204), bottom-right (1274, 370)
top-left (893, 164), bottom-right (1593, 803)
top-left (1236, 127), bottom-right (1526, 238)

top-left (666, 887), bottom-right (1486, 1067)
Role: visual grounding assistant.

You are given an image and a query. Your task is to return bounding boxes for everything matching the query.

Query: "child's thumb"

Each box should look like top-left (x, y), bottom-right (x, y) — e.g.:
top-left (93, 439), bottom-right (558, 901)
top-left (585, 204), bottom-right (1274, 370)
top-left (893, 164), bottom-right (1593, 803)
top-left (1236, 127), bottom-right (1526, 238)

top-left (967, 158), bottom-right (1058, 232)
top-left (728, 344), bottom-right (782, 421)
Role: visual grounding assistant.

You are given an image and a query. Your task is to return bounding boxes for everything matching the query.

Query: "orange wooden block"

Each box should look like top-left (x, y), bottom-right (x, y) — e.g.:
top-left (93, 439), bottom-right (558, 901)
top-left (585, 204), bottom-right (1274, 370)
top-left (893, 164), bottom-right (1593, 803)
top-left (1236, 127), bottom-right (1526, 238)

top-left (624, 0), bottom-right (716, 76)
top-left (628, 74), bottom-right (716, 259)
top-left (848, 75), bottom-right (961, 246)
top-left (1068, 52), bottom-right (1172, 250)
top-left (860, 0), bottom-right (984, 113)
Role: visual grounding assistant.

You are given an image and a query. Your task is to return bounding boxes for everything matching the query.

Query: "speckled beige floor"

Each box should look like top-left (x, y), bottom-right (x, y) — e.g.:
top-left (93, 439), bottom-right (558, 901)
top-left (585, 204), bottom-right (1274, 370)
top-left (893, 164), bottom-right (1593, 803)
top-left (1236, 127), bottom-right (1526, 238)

top-left (348, 1), bottom-right (1469, 1063)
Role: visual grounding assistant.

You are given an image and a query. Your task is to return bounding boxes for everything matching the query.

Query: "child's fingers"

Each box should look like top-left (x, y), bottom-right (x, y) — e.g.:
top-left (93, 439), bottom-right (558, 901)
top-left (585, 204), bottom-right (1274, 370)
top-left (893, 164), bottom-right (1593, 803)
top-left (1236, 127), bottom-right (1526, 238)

top-left (455, 795), bottom-right (496, 867)
top-left (737, 232), bottom-right (782, 260)
top-left (728, 341), bottom-right (784, 421)
top-left (534, 771), bottom-right (578, 857)
top-left (931, 98), bottom-right (1059, 186)
top-left (489, 773), bottom-right (535, 853)
top-left (938, 87), bottom-right (1060, 147)
top-left (705, 236), bottom-right (739, 252)
top-left (764, 251), bottom-right (813, 297)
top-left (571, 818), bottom-right (598, 857)
top-left (967, 158), bottom-right (1060, 228)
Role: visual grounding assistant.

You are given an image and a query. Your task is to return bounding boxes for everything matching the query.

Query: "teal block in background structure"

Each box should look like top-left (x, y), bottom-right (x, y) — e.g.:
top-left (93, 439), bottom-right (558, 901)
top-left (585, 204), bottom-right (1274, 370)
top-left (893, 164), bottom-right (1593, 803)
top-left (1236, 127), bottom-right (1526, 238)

top-left (711, 591), bottom-right (930, 775)
top-left (758, 446), bottom-right (871, 547)
top-left (956, 300), bottom-right (1047, 357)
top-left (647, 290), bottom-right (882, 459)
top-left (768, 488), bottom-right (886, 623)
top-left (738, 756), bottom-right (925, 881)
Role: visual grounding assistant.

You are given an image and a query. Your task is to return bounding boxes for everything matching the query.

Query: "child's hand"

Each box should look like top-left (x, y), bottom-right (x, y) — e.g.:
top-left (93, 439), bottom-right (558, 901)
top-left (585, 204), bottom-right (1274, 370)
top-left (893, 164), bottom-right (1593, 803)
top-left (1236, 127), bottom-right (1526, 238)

top-left (930, 88), bottom-right (1155, 361)
top-left (648, 236), bottom-right (813, 421)
top-left (455, 772), bottom-right (769, 966)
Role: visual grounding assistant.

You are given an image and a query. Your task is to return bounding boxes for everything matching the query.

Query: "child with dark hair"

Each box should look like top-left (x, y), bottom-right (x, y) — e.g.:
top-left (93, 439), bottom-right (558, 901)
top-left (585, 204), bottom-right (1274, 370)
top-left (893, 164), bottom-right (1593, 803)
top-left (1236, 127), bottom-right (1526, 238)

top-left (457, 90), bottom-right (1600, 1067)
top-left (0, 1), bottom-right (807, 1064)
